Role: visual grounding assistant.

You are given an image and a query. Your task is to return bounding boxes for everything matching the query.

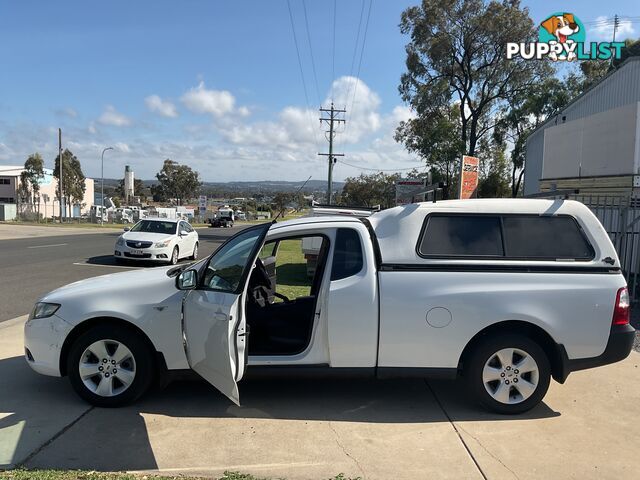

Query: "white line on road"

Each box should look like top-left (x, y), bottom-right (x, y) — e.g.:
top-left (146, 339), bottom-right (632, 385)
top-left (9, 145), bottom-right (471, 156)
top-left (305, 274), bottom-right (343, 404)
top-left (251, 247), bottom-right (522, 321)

top-left (27, 243), bottom-right (68, 249)
top-left (72, 262), bottom-right (138, 269)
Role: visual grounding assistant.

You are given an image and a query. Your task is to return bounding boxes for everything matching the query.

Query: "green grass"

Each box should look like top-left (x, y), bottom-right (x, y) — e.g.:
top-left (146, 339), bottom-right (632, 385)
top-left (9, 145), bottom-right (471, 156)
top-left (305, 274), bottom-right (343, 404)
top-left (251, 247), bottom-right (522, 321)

top-left (260, 238), bottom-right (313, 300)
top-left (0, 470), bottom-right (359, 480)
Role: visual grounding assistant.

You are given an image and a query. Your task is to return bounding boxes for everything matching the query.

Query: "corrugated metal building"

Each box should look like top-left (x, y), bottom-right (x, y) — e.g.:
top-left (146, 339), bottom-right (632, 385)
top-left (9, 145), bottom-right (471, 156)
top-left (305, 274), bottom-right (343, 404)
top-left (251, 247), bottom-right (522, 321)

top-left (524, 57), bottom-right (640, 196)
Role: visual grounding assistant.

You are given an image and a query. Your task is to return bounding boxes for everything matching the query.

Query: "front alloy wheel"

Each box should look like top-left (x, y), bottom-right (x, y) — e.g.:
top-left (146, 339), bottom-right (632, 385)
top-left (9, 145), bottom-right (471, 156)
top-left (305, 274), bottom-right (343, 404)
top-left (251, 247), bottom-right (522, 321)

top-left (467, 333), bottom-right (550, 414)
top-left (79, 339), bottom-right (136, 397)
top-left (170, 246), bottom-right (179, 265)
top-left (67, 324), bottom-right (154, 407)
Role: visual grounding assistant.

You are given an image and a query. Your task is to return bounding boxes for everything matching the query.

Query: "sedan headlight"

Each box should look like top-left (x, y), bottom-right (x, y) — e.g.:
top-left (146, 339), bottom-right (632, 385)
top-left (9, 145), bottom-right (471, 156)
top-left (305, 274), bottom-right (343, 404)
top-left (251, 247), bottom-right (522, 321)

top-left (29, 302), bottom-right (60, 320)
top-left (154, 239), bottom-right (172, 248)
top-left (116, 237), bottom-right (125, 246)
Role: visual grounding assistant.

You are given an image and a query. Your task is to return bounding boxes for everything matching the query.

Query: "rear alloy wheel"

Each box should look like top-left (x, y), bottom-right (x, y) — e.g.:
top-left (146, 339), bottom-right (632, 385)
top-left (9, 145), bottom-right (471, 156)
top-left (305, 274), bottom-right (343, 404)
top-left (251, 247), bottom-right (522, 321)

top-left (170, 246), bottom-right (179, 265)
top-left (191, 242), bottom-right (198, 260)
top-left (67, 325), bottom-right (154, 407)
top-left (466, 334), bottom-right (550, 414)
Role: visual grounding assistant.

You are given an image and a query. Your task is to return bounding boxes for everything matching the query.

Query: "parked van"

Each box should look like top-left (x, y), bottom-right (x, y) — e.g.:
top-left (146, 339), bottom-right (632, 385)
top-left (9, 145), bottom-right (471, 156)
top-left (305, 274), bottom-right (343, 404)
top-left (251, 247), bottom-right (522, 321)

top-left (25, 199), bottom-right (634, 413)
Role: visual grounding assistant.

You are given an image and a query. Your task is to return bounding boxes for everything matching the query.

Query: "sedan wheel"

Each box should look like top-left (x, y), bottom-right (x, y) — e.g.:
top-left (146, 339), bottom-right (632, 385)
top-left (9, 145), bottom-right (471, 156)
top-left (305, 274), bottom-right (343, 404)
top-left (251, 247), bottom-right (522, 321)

top-left (466, 333), bottom-right (550, 414)
top-left (170, 246), bottom-right (179, 265)
top-left (67, 324), bottom-right (154, 407)
top-left (191, 242), bottom-right (198, 260)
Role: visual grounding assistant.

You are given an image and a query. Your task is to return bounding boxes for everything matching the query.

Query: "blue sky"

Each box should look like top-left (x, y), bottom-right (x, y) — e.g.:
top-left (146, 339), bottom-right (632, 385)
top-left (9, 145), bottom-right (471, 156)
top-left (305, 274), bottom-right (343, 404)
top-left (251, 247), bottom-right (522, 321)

top-left (0, 0), bottom-right (638, 182)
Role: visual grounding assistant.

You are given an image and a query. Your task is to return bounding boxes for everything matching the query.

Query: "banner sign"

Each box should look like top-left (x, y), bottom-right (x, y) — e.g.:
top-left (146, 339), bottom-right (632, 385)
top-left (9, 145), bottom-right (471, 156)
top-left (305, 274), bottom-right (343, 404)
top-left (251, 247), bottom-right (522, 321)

top-left (459, 156), bottom-right (479, 199)
top-left (395, 178), bottom-right (426, 206)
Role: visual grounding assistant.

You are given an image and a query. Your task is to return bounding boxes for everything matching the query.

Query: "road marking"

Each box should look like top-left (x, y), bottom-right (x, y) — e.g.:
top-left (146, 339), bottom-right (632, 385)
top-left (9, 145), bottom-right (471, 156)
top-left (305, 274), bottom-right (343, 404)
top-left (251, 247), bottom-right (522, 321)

top-left (27, 243), bottom-right (68, 249)
top-left (72, 262), bottom-right (138, 269)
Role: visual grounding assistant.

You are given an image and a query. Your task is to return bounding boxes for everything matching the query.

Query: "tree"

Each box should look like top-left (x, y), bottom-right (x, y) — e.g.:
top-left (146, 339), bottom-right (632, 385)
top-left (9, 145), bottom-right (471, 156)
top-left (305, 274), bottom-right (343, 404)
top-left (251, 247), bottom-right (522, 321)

top-left (340, 172), bottom-right (401, 209)
top-left (155, 159), bottom-right (201, 205)
top-left (53, 149), bottom-right (85, 218)
top-left (272, 192), bottom-right (293, 214)
top-left (397, 0), bottom-right (549, 189)
top-left (493, 77), bottom-right (572, 196)
top-left (23, 153), bottom-right (45, 216)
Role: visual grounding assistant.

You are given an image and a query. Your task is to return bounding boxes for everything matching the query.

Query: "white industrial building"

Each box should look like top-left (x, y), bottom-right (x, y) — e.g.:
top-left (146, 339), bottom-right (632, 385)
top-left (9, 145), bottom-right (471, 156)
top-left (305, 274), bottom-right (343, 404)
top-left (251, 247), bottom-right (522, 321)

top-left (524, 57), bottom-right (640, 196)
top-left (0, 165), bottom-right (94, 219)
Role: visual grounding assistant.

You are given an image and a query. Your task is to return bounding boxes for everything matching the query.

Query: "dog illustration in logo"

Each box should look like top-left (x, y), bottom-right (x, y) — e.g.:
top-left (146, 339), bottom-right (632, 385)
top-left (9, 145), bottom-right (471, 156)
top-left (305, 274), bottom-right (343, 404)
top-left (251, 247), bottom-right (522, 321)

top-left (541, 13), bottom-right (580, 61)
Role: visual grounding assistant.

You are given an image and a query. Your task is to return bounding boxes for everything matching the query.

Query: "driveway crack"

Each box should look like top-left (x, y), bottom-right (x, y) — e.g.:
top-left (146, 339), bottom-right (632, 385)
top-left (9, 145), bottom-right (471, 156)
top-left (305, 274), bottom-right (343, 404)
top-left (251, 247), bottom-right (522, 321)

top-left (327, 421), bottom-right (366, 479)
top-left (17, 405), bottom-right (94, 467)
top-left (424, 380), bottom-right (489, 480)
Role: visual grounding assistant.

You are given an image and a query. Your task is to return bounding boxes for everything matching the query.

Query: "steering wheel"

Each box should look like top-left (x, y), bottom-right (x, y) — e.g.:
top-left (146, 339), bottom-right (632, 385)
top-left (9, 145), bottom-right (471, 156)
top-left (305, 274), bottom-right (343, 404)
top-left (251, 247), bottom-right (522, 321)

top-left (253, 258), bottom-right (272, 289)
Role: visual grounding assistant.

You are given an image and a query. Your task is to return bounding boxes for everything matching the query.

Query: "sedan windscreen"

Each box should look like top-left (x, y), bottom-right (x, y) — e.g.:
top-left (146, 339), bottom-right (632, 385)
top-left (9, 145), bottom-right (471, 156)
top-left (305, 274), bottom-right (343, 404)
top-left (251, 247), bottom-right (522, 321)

top-left (130, 220), bottom-right (177, 235)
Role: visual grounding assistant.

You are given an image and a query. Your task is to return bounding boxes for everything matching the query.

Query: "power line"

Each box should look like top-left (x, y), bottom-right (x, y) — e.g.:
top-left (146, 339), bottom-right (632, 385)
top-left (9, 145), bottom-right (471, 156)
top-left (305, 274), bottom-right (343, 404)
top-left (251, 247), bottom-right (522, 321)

top-left (286, 0), bottom-right (322, 151)
top-left (344, 0), bottom-right (373, 142)
top-left (337, 159), bottom-right (424, 172)
top-left (302, 0), bottom-right (321, 105)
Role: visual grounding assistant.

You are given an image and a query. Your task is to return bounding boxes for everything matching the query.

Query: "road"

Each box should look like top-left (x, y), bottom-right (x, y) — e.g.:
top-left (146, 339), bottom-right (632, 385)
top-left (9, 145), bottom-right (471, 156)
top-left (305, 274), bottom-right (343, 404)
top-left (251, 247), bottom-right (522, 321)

top-left (0, 226), bottom-right (242, 322)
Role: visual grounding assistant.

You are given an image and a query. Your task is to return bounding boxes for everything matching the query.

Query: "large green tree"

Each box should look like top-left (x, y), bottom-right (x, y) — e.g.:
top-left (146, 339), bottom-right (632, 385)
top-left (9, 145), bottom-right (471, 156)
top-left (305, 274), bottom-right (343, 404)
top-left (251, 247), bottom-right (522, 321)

top-left (155, 159), bottom-right (201, 205)
top-left (340, 172), bottom-right (401, 209)
top-left (53, 149), bottom-right (85, 218)
top-left (396, 0), bottom-right (549, 192)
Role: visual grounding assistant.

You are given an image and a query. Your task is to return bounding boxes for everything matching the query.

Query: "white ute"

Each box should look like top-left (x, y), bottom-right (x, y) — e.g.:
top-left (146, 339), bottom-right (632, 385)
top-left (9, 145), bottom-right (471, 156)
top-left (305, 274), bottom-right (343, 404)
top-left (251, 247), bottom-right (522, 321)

top-left (25, 199), bottom-right (635, 414)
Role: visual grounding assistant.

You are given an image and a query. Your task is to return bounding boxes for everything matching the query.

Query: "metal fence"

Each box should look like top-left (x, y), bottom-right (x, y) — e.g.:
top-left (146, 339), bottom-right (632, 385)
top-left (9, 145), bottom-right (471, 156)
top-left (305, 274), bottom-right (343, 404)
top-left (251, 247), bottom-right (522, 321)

top-left (527, 191), bottom-right (640, 303)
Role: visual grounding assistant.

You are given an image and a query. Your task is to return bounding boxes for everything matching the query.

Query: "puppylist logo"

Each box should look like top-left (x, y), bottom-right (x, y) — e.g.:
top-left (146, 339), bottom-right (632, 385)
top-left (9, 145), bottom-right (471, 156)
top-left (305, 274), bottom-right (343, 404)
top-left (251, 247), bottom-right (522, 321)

top-left (507, 12), bottom-right (624, 62)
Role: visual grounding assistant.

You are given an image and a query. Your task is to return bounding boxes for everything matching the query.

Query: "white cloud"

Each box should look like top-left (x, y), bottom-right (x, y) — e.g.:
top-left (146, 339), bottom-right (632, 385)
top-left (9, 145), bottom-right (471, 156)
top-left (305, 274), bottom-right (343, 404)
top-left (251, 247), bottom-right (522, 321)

top-left (145, 95), bottom-right (178, 118)
top-left (98, 105), bottom-right (131, 127)
top-left (114, 142), bottom-right (130, 153)
top-left (55, 107), bottom-right (78, 118)
top-left (589, 16), bottom-right (636, 41)
top-left (181, 81), bottom-right (236, 117)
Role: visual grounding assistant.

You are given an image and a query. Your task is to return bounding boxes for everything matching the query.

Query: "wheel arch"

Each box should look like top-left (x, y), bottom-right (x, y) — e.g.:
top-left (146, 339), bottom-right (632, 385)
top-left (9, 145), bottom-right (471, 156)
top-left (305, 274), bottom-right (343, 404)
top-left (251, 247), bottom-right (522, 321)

top-left (458, 320), bottom-right (567, 384)
top-left (59, 316), bottom-right (167, 377)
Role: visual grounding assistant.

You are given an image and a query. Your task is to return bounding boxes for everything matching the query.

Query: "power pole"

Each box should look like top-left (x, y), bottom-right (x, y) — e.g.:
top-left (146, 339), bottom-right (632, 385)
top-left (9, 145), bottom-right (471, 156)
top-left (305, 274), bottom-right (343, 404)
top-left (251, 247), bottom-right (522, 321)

top-left (611, 14), bottom-right (620, 68)
top-left (318, 102), bottom-right (345, 204)
top-left (58, 128), bottom-right (63, 222)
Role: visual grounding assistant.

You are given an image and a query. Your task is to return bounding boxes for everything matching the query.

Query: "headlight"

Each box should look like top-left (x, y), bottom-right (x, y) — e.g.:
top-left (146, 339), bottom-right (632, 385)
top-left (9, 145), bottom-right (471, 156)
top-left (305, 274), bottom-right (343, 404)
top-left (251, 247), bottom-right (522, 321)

top-left (154, 239), bottom-right (172, 248)
top-left (116, 237), bottom-right (125, 246)
top-left (29, 302), bottom-right (60, 320)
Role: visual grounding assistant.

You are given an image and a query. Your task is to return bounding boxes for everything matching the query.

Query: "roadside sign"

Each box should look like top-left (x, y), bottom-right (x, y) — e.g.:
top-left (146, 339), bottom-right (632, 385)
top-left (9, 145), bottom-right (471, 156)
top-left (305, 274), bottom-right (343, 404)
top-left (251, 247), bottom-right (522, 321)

top-left (459, 156), bottom-right (479, 199)
top-left (395, 178), bottom-right (426, 206)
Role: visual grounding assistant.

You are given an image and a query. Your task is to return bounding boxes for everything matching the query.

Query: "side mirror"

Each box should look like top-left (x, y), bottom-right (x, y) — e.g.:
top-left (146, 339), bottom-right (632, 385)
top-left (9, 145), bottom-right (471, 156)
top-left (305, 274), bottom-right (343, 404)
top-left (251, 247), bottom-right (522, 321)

top-left (176, 269), bottom-right (198, 290)
top-left (123, 226), bottom-right (130, 232)
top-left (180, 230), bottom-right (189, 236)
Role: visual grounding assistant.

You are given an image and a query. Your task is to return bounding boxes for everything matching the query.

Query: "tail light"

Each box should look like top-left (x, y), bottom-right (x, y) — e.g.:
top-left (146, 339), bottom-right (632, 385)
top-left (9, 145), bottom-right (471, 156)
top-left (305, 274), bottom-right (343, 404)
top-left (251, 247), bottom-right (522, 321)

top-left (612, 287), bottom-right (630, 326)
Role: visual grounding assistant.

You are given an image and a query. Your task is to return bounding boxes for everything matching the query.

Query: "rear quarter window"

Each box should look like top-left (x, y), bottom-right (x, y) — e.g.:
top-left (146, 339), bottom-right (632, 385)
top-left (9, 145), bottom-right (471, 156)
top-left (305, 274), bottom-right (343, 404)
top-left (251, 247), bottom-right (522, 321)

top-left (502, 216), bottom-right (594, 259)
top-left (418, 215), bottom-right (503, 257)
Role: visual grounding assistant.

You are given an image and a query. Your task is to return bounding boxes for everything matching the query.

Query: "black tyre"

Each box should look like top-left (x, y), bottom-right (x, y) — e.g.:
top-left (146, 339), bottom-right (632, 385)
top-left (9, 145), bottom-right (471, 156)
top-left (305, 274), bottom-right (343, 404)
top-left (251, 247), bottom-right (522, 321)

top-left (170, 246), bottom-right (179, 265)
top-left (466, 333), bottom-right (551, 414)
top-left (67, 324), bottom-right (154, 407)
top-left (190, 242), bottom-right (199, 260)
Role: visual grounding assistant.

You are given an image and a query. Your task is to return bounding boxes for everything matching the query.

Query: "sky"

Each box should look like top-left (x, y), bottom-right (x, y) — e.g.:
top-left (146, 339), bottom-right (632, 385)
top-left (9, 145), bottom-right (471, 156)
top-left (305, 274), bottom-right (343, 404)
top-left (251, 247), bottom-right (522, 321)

top-left (0, 0), bottom-right (638, 182)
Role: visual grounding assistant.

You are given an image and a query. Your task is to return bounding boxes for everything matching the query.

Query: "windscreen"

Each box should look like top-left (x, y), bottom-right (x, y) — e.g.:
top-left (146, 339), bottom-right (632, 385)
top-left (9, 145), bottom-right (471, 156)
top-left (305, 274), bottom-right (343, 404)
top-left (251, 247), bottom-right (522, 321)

top-left (130, 220), bottom-right (177, 235)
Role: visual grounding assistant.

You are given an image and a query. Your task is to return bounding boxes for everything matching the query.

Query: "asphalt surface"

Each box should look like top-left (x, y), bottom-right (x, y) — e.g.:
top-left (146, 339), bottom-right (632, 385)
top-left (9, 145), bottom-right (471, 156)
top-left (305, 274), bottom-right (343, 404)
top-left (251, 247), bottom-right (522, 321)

top-left (0, 226), bottom-right (243, 322)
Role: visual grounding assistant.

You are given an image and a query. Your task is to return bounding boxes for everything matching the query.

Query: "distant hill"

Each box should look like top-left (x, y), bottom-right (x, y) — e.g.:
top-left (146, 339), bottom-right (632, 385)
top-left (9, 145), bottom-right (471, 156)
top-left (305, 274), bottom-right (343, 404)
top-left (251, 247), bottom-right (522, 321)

top-left (95, 178), bottom-right (343, 195)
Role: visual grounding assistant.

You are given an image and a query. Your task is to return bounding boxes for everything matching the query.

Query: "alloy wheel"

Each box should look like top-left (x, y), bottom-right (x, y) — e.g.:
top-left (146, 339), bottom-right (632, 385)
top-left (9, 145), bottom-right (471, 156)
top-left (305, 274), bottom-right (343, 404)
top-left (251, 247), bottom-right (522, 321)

top-left (78, 339), bottom-right (136, 397)
top-left (482, 347), bottom-right (539, 404)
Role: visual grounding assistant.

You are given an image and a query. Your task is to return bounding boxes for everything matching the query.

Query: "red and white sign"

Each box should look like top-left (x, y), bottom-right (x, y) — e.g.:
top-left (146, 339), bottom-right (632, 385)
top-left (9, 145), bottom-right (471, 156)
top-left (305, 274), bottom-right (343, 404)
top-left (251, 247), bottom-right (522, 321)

top-left (459, 156), bottom-right (479, 199)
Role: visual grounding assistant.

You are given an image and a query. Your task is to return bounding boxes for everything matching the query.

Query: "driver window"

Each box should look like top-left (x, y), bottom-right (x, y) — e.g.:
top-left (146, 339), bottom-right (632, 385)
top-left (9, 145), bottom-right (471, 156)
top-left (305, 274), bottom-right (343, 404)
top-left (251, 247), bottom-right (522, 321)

top-left (261, 236), bottom-right (324, 302)
top-left (202, 227), bottom-right (266, 293)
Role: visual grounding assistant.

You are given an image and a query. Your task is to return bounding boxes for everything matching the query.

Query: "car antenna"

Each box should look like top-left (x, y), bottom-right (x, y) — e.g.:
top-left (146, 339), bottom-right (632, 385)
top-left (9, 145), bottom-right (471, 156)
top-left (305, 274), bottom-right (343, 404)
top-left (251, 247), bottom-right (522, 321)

top-left (273, 175), bottom-right (312, 223)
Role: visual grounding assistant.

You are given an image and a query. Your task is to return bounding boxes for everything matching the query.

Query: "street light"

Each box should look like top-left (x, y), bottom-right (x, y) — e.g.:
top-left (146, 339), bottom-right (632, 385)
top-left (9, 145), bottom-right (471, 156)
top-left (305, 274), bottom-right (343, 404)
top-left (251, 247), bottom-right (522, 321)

top-left (101, 147), bottom-right (113, 226)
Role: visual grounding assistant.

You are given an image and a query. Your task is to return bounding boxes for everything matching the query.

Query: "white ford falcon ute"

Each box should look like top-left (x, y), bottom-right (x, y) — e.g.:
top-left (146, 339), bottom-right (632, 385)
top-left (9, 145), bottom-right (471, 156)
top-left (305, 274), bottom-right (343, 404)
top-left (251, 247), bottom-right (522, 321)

top-left (25, 200), bottom-right (635, 414)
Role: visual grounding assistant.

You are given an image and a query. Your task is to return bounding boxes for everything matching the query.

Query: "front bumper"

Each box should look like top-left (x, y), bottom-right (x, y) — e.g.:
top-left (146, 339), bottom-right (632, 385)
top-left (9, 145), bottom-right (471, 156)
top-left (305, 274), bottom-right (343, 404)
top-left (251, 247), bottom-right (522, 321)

top-left (24, 313), bottom-right (74, 377)
top-left (555, 324), bottom-right (636, 383)
top-left (114, 244), bottom-right (172, 261)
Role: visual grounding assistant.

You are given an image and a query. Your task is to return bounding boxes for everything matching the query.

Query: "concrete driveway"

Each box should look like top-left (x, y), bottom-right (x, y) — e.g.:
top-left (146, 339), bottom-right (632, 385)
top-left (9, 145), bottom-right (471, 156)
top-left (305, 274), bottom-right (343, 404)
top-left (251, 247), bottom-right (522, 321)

top-left (1, 315), bottom-right (639, 480)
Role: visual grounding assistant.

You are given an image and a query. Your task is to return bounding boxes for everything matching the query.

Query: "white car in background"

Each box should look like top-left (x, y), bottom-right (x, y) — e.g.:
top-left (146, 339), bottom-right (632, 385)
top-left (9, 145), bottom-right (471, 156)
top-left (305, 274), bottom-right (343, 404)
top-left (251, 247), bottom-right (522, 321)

top-left (114, 218), bottom-right (198, 265)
